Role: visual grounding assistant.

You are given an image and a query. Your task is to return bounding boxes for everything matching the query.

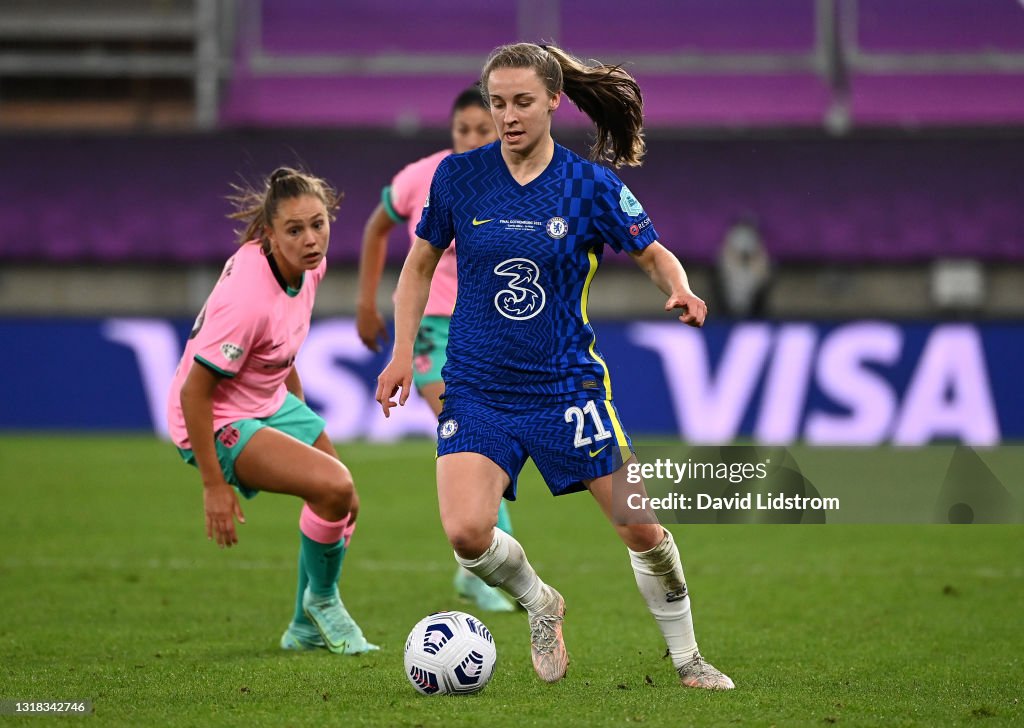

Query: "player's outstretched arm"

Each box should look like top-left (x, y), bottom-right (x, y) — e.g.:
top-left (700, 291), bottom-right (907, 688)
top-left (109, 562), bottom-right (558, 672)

top-left (356, 202), bottom-right (397, 352)
top-left (629, 241), bottom-right (707, 328)
top-left (180, 363), bottom-right (245, 547)
top-left (375, 238), bottom-right (443, 417)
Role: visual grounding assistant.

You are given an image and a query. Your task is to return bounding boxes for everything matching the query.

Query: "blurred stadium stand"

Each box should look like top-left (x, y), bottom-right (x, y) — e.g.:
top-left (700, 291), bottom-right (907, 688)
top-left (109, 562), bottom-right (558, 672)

top-left (846, 0), bottom-right (1024, 126)
top-left (223, 0), bottom-right (830, 128)
top-left (0, 0), bottom-right (1022, 320)
top-left (0, 0), bottom-right (233, 129)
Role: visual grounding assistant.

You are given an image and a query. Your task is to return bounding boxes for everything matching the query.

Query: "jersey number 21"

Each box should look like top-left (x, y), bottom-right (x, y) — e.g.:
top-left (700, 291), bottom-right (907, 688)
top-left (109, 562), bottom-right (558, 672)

top-left (564, 401), bottom-right (613, 448)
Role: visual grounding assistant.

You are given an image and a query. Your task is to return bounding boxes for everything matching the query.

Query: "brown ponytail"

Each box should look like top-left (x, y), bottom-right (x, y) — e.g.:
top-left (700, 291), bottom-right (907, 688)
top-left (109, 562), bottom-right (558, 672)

top-left (481, 42), bottom-right (646, 168)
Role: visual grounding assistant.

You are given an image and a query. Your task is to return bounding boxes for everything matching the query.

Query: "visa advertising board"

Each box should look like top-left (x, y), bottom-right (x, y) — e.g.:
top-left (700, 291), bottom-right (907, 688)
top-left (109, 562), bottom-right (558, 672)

top-left (1, 318), bottom-right (1017, 445)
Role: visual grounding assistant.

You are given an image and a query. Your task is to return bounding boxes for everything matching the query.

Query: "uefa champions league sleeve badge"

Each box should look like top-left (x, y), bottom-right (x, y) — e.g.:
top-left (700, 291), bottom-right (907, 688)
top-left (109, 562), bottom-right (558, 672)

top-left (619, 185), bottom-right (644, 217)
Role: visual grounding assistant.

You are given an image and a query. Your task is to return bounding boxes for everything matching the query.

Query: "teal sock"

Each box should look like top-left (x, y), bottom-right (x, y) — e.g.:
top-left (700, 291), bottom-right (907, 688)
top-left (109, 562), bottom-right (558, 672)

top-left (299, 533), bottom-right (347, 599)
top-left (496, 499), bottom-right (514, 536)
top-left (291, 545), bottom-right (313, 627)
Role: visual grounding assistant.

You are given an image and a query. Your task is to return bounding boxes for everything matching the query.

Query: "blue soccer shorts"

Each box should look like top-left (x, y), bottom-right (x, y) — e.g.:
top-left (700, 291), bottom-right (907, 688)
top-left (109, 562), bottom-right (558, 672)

top-left (435, 393), bottom-right (634, 499)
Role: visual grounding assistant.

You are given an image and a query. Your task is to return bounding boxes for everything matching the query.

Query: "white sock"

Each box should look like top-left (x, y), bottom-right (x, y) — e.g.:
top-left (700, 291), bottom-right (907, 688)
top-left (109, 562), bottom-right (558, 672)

top-left (455, 528), bottom-right (552, 615)
top-left (629, 528), bottom-right (699, 668)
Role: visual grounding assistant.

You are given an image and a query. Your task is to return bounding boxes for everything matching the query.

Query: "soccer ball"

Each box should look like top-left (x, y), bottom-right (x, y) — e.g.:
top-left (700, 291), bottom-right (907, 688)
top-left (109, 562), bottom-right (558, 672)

top-left (403, 610), bottom-right (497, 695)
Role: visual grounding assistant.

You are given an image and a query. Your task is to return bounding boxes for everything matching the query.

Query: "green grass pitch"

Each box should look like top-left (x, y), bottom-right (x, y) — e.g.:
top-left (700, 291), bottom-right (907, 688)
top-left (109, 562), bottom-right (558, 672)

top-left (1, 436), bottom-right (1021, 726)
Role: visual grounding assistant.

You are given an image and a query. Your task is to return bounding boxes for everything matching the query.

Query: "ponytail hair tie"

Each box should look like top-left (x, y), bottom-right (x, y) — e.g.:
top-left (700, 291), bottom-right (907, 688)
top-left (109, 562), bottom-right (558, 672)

top-left (269, 167), bottom-right (294, 184)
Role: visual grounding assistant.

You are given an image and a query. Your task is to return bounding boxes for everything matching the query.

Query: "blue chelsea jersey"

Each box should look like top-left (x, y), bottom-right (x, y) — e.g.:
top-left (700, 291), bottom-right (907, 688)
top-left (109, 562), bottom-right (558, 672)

top-left (415, 141), bottom-right (660, 402)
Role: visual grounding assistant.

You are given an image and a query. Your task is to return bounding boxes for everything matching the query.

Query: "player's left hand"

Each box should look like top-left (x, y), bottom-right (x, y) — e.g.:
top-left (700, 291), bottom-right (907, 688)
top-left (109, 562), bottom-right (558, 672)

top-left (375, 358), bottom-right (413, 418)
top-left (665, 291), bottom-right (707, 327)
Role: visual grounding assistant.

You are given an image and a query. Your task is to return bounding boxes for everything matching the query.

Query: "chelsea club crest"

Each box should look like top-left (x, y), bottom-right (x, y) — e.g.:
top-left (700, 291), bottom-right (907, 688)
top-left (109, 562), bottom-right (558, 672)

top-left (439, 419), bottom-right (459, 439)
top-left (545, 217), bottom-right (568, 239)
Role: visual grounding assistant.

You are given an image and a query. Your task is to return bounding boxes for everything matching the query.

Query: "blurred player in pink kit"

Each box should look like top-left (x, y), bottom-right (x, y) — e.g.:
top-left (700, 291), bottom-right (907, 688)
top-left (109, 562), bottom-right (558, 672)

top-left (167, 167), bottom-right (377, 655)
top-left (356, 86), bottom-right (518, 612)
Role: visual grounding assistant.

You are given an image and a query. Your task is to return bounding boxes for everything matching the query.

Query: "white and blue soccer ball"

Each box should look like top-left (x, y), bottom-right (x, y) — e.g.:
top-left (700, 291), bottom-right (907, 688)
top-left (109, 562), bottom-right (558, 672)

top-left (403, 610), bottom-right (497, 695)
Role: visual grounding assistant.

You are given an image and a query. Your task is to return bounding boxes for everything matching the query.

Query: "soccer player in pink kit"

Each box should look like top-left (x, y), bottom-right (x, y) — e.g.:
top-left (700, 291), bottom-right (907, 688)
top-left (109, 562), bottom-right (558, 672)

top-left (356, 87), bottom-right (517, 612)
top-left (168, 167), bottom-right (377, 654)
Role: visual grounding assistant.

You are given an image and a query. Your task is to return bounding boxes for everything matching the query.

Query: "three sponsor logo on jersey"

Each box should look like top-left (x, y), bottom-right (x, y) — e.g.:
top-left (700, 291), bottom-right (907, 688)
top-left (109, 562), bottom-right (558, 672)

top-left (493, 258), bottom-right (546, 320)
top-left (478, 186), bottom-right (648, 321)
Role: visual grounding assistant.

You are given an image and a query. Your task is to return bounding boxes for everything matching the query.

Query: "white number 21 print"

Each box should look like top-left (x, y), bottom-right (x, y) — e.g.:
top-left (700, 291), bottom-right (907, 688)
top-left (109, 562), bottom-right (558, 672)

top-left (564, 401), bottom-right (613, 448)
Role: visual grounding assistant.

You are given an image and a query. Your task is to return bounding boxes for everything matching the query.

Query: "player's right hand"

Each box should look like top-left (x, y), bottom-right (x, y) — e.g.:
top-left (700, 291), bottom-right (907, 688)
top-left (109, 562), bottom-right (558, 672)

top-left (203, 481), bottom-right (245, 548)
top-left (375, 359), bottom-right (413, 418)
top-left (356, 306), bottom-right (391, 353)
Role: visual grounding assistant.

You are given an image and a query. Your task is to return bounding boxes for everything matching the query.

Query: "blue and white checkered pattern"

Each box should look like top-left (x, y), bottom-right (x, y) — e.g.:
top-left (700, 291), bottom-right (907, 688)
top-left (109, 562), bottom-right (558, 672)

top-left (416, 141), bottom-right (658, 403)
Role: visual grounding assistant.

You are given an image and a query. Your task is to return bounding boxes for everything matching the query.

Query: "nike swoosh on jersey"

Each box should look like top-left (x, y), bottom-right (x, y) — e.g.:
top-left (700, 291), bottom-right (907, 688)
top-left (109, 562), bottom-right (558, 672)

top-left (472, 217), bottom-right (494, 226)
top-left (588, 445), bottom-right (609, 458)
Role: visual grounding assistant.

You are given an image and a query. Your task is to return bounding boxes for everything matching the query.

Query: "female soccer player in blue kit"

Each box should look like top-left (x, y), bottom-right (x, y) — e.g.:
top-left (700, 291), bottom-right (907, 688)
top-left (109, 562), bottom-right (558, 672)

top-left (376, 43), bottom-right (733, 690)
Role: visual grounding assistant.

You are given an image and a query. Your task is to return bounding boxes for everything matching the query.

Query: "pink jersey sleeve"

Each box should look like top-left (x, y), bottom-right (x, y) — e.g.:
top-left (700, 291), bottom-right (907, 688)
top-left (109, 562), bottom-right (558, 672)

top-left (386, 149), bottom-right (458, 317)
top-left (426, 243), bottom-right (458, 317)
top-left (190, 282), bottom-right (264, 377)
top-left (389, 149), bottom-right (452, 223)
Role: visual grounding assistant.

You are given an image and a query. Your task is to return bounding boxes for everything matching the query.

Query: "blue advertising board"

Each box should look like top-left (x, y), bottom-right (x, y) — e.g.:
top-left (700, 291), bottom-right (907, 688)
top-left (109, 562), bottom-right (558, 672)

top-left (2, 317), bottom-right (1020, 444)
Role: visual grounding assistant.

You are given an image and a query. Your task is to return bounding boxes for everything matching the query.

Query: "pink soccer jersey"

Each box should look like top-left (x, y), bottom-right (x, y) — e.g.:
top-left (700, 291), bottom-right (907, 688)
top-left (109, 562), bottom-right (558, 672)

top-left (387, 148), bottom-right (458, 317)
top-left (166, 243), bottom-right (326, 449)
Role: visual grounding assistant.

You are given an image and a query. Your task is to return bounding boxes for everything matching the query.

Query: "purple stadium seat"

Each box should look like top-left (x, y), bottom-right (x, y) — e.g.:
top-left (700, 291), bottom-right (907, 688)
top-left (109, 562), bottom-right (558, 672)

top-left (855, 0), bottom-right (1024, 52)
top-left (1, 135), bottom-right (1021, 265)
top-left (258, 1), bottom-right (514, 55)
top-left (637, 75), bottom-right (829, 127)
top-left (850, 74), bottom-right (1024, 125)
top-left (224, 0), bottom-right (827, 129)
top-left (850, 0), bottom-right (1024, 124)
top-left (226, 0), bottom-right (1024, 129)
top-left (560, 0), bottom-right (817, 53)
top-left (222, 75), bottom-right (484, 128)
